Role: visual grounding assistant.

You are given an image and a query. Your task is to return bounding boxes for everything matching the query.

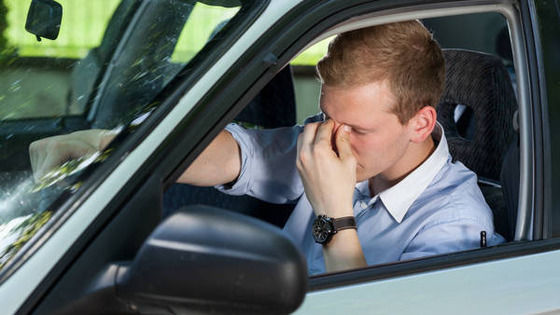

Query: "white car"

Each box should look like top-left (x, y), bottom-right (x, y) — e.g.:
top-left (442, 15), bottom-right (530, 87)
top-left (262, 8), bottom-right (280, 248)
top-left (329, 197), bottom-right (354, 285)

top-left (0, 0), bottom-right (559, 314)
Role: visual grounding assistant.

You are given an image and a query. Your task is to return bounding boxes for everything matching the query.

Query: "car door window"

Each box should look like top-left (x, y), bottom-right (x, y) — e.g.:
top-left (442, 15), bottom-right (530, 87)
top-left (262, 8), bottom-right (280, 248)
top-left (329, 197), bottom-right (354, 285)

top-left (161, 10), bottom-right (519, 277)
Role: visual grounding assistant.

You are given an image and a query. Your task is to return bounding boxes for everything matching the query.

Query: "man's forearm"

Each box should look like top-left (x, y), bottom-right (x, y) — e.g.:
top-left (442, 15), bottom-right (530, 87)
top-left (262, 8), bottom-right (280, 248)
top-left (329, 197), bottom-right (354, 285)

top-left (323, 228), bottom-right (367, 273)
top-left (177, 130), bottom-right (241, 186)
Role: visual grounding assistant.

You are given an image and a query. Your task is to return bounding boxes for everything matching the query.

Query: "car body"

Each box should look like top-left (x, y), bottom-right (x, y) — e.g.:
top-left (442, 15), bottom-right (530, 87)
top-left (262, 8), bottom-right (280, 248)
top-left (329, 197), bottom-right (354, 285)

top-left (0, 0), bottom-right (559, 314)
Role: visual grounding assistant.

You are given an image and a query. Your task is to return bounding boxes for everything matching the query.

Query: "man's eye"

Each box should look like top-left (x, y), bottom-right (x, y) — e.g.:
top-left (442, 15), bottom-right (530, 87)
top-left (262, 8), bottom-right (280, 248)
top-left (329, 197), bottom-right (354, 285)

top-left (353, 129), bottom-right (367, 135)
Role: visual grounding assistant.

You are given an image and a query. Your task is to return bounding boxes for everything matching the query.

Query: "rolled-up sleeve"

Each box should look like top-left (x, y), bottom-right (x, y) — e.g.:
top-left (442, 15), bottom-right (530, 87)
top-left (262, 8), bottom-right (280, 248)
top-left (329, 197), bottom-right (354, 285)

top-left (214, 123), bottom-right (304, 204)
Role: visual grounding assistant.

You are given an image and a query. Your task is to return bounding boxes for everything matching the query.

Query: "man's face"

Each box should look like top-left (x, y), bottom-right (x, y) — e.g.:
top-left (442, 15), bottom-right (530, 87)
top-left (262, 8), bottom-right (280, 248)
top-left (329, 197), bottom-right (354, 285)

top-left (319, 80), bottom-right (412, 183)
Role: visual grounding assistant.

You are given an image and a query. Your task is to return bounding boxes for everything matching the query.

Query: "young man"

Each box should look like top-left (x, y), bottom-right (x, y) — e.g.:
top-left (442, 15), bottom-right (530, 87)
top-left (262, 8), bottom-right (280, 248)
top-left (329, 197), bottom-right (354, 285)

top-left (30, 20), bottom-right (504, 275)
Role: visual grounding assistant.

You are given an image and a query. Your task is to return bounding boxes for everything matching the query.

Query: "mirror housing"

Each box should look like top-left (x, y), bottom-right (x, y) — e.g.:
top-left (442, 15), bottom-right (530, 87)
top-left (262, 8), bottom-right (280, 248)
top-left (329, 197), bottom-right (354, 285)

top-left (116, 205), bottom-right (307, 314)
top-left (25, 0), bottom-right (62, 41)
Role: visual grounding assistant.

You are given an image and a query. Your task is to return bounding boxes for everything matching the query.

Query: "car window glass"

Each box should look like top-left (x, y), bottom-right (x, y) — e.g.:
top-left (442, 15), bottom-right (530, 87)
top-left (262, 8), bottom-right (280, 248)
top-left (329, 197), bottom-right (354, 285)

top-left (89, 1), bottom-right (240, 128)
top-left (0, 0), bottom-right (122, 120)
top-left (0, 0), bottom-right (251, 274)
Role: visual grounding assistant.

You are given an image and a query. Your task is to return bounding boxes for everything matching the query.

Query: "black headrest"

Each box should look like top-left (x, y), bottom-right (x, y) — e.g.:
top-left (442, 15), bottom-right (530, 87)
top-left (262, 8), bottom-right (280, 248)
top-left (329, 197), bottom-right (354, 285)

top-left (437, 49), bottom-right (518, 180)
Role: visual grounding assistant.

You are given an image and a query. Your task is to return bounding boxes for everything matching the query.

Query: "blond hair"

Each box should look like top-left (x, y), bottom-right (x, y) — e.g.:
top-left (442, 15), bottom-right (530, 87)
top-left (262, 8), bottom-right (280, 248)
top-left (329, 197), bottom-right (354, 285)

top-left (317, 20), bottom-right (445, 124)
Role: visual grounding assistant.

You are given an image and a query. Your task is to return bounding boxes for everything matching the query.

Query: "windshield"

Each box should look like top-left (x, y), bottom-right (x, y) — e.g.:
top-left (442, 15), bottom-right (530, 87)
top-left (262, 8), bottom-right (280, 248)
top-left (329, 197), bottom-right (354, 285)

top-left (0, 0), bottom-right (252, 273)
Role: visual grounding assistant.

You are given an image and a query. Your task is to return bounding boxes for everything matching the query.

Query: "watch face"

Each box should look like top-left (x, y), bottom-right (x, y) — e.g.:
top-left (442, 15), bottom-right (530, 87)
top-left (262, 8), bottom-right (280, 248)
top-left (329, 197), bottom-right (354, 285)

top-left (312, 215), bottom-right (334, 244)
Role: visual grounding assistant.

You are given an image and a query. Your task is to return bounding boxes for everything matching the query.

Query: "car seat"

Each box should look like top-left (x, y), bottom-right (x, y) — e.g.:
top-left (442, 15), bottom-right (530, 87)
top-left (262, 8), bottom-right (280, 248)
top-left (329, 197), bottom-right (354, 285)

top-left (163, 66), bottom-right (297, 227)
top-left (437, 49), bottom-right (518, 241)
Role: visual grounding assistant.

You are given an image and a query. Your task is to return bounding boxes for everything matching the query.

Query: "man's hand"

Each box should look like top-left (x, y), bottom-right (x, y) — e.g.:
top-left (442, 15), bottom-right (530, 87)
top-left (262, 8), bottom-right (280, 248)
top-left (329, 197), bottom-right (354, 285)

top-left (29, 129), bottom-right (116, 182)
top-left (297, 119), bottom-right (366, 273)
top-left (296, 119), bottom-right (357, 217)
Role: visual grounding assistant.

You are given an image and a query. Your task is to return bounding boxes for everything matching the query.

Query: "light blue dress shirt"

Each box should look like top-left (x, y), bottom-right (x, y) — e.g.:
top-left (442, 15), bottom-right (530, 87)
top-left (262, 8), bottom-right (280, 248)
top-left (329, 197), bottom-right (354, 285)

top-left (217, 115), bottom-right (505, 275)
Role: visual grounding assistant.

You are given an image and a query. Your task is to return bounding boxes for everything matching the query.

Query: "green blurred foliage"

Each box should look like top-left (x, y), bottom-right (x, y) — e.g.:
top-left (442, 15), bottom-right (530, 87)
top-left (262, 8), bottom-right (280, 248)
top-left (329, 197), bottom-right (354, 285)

top-left (0, 0), bottom-right (16, 61)
top-left (0, 0), bottom-right (7, 49)
top-left (2, 0), bottom-right (326, 65)
top-left (291, 37), bottom-right (331, 66)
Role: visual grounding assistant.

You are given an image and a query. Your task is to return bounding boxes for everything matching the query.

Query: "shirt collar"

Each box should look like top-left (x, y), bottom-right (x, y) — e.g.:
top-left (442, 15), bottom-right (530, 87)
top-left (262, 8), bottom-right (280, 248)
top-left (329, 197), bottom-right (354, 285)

top-left (356, 123), bottom-right (449, 223)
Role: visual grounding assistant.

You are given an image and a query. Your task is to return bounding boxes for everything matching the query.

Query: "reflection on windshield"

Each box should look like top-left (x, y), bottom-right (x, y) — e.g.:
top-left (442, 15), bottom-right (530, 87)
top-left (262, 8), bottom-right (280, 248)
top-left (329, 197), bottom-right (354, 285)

top-left (0, 168), bottom-right (66, 269)
top-left (0, 211), bottom-right (51, 269)
top-left (0, 0), bottom-right (243, 274)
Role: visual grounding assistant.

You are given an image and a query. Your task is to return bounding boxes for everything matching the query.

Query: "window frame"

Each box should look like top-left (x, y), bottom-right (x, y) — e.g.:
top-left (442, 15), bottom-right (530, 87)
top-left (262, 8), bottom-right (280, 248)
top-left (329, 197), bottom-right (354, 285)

top-left (157, 0), bottom-right (554, 290)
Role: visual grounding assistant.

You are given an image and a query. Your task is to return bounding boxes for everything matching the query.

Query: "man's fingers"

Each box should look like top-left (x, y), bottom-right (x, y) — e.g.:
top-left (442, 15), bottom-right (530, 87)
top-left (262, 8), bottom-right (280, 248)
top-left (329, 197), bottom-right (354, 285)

top-left (29, 136), bottom-right (99, 182)
top-left (296, 132), bottom-right (303, 156)
top-left (300, 122), bottom-right (320, 148)
top-left (335, 124), bottom-right (355, 162)
top-left (29, 141), bottom-right (41, 176)
top-left (314, 119), bottom-right (334, 146)
top-left (297, 123), bottom-right (319, 170)
top-left (34, 153), bottom-right (61, 181)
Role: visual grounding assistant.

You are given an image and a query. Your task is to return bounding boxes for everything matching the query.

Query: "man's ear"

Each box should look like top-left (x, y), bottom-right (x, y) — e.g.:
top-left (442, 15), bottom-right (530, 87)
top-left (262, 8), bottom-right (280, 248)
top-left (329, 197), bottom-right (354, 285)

top-left (407, 106), bottom-right (437, 143)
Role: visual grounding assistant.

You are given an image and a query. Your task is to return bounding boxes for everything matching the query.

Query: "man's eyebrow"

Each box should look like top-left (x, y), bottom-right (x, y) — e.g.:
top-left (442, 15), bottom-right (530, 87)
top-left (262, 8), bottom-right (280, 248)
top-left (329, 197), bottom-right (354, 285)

top-left (320, 106), bottom-right (371, 131)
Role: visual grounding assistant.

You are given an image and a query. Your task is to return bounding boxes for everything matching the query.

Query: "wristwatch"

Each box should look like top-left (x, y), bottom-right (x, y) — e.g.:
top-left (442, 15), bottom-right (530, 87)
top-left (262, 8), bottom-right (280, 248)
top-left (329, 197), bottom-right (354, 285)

top-left (312, 215), bottom-right (357, 245)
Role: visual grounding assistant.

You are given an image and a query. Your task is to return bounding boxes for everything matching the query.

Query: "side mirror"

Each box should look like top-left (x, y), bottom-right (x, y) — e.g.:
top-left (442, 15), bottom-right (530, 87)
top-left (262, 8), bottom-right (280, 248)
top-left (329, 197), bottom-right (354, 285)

top-left (59, 205), bottom-right (307, 314)
top-left (25, 0), bottom-right (62, 41)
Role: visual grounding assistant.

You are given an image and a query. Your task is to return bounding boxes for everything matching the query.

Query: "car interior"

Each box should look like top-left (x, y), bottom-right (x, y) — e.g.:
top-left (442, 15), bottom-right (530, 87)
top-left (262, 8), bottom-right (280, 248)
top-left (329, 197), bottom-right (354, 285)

top-left (163, 12), bottom-right (520, 245)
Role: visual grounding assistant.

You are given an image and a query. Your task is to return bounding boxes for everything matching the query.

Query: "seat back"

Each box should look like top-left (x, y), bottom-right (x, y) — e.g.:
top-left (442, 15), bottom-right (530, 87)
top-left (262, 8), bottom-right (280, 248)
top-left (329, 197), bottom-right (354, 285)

top-left (500, 133), bottom-right (520, 240)
top-left (438, 49), bottom-right (517, 180)
top-left (437, 49), bottom-right (518, 240)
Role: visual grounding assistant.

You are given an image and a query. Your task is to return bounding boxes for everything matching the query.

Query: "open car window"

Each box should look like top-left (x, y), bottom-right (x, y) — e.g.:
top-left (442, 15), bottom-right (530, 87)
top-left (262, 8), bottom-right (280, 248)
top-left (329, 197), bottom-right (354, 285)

top-left (0, 0), bottom-right (258, 273)
top-left (162, 9), bottom-right (519, 277)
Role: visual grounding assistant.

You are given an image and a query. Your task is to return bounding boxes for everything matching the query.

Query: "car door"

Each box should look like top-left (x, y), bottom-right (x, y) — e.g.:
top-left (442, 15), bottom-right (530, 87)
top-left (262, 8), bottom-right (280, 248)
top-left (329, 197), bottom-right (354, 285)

top-left (136, 0), bottom-right (559, 313)
top-left (2, 0), bottom-right (560, 314)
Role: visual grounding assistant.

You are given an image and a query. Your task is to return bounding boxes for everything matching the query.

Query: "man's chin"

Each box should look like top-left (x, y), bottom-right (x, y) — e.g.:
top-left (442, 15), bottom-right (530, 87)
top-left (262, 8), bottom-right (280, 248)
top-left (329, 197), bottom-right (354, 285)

top-left (355, 166), bottom-right (379, 183)
top-left (356, 175), bottom-right (370, 183)
top-left (355, 169), bottom-right (372, 183)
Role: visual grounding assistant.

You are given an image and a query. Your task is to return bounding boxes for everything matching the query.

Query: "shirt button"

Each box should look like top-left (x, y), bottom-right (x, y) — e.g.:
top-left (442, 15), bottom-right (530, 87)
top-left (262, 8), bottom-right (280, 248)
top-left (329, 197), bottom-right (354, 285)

top-left (360, 201), bottom-right (367, 209)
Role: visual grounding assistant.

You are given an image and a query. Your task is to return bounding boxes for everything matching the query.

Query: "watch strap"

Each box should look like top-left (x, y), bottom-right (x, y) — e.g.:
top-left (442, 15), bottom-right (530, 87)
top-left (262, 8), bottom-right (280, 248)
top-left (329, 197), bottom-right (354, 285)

top-left (332, 216), bottom-right (357, 232)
